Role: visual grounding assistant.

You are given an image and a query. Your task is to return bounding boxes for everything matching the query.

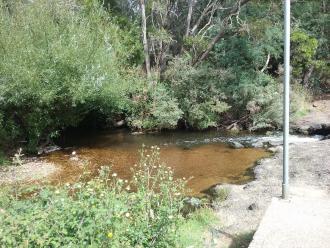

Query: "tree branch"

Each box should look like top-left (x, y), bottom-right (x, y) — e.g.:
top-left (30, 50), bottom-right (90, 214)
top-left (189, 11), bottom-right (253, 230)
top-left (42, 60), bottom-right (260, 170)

top-left (190, 0), bottom-right (214, 36)
top-left (260, 53), bottom-right (270, 73)
top-left (192, 0), bottom-right (252, 66)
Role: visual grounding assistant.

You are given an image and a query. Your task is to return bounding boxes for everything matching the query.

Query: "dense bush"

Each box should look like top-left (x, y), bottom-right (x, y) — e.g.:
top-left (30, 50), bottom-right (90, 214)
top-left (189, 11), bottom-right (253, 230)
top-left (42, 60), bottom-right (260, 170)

top-left (127, 84), bottom-right (183, 131)
top-left (165, 57), bottom-right (230, 129)
top-left (0, 147), bottom-right (192, 247)
top-left (0, 0), bottom-right (140, 151)
top-left (1, 0), bottom-right (327, 151)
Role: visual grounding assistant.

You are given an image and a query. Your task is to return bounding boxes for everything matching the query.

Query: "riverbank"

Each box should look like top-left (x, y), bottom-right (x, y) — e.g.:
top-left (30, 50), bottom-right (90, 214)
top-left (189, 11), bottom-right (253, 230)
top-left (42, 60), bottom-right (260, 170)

top-left (292, 94), bottom-right (330, 135)
top-left (208, 138), bottom-right (330, 247)
top-left (0, 158), bottom-right (57, 185)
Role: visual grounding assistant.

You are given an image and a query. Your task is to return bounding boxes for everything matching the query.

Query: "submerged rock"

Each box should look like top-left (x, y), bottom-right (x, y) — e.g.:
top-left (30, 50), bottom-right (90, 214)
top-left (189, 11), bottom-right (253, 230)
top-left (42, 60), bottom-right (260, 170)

top-left (114, 120), bottom-right (125, 128)
top-left (131, 131), bottom-right (144, 135)
top-left (38, 145), bottom-right (61, 155)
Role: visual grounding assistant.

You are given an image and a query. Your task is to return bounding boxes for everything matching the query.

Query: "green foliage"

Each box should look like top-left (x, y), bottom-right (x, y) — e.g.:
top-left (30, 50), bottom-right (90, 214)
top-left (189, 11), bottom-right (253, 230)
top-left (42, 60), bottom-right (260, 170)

top-left (165, 57), bottom-right (230, 129)
top-left (0, 0), bottom-right (139, 151)
top-left (291, 30), bottom-right (318, 78)
top-left (0, 0), bottom-right (328, 149)
top-left (0, 147), bottom-right (192, 247)
top-left (176, 208), bottom-right (218, 247)
top-left (0, 150), bottom-right (9, 167)
top-left (127, 84), bottom-right (183, 130)
top-left (213, 187), bottom-right (230, 202)
top-left (290, 84), bottom-right (312, 120)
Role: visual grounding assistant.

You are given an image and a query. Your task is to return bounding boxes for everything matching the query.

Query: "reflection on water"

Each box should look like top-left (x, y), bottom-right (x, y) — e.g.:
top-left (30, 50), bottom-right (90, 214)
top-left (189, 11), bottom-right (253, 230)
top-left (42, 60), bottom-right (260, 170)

top-left (45, 130), bottom-right (270, 195)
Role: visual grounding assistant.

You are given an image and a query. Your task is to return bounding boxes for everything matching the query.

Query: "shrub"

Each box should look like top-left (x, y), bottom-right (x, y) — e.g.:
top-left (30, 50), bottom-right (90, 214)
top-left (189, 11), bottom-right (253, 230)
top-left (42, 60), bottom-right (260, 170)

top-left (0, 0), bottom-right (140, 151)
top-left (127, 84), bottom-right (183, 131)
top-left (0, 146), bottom-right (189, 247)
top-left (290, 83), bottom-right (312, 120)
top-left (165, 57), bottom-right (230, 129)
top-left (0, 150), bottom-right (9, 167)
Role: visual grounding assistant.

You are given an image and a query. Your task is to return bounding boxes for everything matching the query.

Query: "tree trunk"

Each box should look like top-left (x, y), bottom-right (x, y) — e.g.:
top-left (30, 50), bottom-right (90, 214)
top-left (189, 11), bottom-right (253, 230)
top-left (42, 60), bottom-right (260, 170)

top-left (190, 0), bottom-right (213, 36)
top-left (260, 53), bottom-right (271, 72)
top-left (192, 29), bottom-right (226, 66)
top-left (302, 66), bottom-right (314, 88)
top-left (185, 0), bottom-right (195, 36)
top-left (140, 0), bottom-right (151, 78)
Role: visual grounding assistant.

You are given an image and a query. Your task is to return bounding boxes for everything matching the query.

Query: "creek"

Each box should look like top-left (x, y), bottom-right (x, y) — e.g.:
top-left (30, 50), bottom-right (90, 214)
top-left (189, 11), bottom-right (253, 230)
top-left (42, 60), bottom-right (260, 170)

top-left (45, 130), bottom-right (271, 195)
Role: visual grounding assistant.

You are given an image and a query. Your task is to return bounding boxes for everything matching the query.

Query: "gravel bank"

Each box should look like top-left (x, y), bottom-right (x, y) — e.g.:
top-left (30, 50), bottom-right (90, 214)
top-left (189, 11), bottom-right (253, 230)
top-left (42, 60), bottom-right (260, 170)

top-left (0, 159), bottom-right (58, 185)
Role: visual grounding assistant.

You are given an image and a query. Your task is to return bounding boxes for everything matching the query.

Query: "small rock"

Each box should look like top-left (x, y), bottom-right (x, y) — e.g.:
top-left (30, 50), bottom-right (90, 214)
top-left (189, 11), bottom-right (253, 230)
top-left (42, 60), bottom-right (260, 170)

top-left (114, 120), bottom-right (125, 128)
top-left (228, 141), bottom-right (244, 149)
top-left (207, 184), bottom-right (230, 201)
top-left (251, 141), bottom-right (264, 148)
top-left (243, 184), bottom-right (251, 190)
top-left (226, 123), bottom-right (241, 132)
top-left (248, 203), bottom-right (258, 211)
top-left (131, 131), bottom-right (144, 135)
top-left (184, 197), bottom-right (202, 208)
top-left (70, 156), bottom-right (79, 161)
top-left (182, 197), bottom-right (203, 214)
top-left (267, 146), bottom-right (282, 153)
top-left (38, 145), bottom-right (61, 155)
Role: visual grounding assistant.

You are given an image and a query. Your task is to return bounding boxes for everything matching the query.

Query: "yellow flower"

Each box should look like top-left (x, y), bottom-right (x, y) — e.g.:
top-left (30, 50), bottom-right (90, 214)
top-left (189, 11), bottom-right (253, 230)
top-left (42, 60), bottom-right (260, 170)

top-left (107, 232), bottom-right (113, 239)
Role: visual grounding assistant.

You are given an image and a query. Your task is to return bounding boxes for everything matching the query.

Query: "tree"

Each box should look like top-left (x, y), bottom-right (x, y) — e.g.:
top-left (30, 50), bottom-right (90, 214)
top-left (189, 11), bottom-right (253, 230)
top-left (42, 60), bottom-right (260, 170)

top-left (140, 0), bottom-right (151, 78)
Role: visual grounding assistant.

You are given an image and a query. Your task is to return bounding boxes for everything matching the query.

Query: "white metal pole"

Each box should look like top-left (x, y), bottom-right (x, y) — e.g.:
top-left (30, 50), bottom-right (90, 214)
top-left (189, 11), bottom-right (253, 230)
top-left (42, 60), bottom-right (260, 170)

top-left (282, 0), bottom-right (290, 199)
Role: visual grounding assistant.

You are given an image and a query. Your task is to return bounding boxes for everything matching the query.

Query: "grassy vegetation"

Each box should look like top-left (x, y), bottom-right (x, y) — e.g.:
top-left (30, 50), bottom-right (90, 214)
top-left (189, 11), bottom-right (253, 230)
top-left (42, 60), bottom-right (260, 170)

top-left (0, 150), bottom-right (9, 167)
top-left (0, 147), bottom-right (217, 247)
top-left (177, 208), bottom-right (218, 247)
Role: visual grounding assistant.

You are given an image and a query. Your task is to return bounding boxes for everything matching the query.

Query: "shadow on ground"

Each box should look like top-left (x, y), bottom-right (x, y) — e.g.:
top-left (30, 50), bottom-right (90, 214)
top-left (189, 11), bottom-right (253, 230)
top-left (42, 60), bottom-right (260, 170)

top-left (229, 231), bottom-right (255, 248)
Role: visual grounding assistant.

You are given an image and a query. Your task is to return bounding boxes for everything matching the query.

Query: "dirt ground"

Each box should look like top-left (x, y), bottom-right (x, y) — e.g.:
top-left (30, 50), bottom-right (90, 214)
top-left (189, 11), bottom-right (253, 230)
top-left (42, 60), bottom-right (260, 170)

top-left (292, 94), bottom-right (330, 135)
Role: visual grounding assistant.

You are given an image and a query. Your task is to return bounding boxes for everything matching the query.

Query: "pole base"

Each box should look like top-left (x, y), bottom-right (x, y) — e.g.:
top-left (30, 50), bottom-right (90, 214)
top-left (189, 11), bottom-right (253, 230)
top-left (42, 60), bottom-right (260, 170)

top-left (282, 183), bottom-right (289, 199)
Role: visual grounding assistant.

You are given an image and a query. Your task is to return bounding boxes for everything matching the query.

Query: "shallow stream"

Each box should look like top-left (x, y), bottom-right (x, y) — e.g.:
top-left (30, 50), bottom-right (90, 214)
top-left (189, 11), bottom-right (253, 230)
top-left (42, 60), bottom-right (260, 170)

top-left (45, 130), bottom-right (271, 195)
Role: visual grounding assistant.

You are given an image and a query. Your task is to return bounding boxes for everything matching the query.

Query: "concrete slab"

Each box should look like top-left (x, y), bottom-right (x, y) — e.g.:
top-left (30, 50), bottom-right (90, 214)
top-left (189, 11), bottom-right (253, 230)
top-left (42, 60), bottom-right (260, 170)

top-left (249, 187), bottom-right (330, 248)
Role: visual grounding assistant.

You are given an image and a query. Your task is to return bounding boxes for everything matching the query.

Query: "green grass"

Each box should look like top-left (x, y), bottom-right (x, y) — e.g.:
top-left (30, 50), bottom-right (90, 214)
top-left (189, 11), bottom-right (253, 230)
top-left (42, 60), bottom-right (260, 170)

top-left (0, 150), bottom-right (10, 166)
top-left (177, 208), bottom-right (219, 247)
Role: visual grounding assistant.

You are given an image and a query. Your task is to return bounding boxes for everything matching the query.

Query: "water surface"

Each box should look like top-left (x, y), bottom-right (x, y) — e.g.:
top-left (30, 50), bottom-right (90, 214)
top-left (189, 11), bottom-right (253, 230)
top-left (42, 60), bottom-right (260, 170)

top-left (46, 130), bottom-right (270, 195)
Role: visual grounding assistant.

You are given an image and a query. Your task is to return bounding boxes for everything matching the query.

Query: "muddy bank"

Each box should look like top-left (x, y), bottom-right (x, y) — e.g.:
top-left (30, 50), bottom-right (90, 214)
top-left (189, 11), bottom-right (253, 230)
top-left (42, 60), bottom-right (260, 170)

top-left (208, 138), bottom-right (330, 247)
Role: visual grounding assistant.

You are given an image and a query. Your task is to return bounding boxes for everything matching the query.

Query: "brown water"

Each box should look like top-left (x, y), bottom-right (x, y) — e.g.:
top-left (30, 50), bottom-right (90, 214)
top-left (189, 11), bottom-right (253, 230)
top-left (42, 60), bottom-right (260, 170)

top-left (45, 130), bottom-right (270, 195)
